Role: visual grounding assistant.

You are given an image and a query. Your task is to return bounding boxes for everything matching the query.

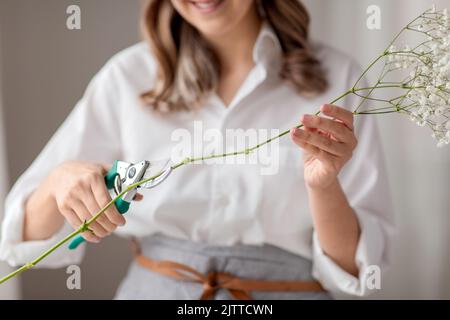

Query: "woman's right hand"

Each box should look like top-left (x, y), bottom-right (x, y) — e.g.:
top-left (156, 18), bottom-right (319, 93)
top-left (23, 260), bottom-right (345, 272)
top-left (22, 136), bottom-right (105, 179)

top-left (48, 161), bottom-right (127, 243)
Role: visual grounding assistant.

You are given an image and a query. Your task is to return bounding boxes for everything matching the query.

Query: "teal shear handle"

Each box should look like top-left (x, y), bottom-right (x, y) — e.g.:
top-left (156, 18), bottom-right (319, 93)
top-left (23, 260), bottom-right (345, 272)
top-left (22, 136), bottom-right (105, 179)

top-left (68, 161), bottom-right (129, 250)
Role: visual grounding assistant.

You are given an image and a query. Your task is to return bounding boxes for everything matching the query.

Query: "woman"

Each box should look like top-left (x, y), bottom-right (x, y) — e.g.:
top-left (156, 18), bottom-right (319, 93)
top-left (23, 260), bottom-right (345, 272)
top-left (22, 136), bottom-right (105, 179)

top-left (0, 0), bottom-right (393, 299)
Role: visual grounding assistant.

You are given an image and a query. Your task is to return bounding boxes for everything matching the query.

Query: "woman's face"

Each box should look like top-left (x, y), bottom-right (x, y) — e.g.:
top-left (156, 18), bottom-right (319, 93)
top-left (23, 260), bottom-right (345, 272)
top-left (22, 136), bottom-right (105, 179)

top-left (171, 0), bottom-right (257, 37)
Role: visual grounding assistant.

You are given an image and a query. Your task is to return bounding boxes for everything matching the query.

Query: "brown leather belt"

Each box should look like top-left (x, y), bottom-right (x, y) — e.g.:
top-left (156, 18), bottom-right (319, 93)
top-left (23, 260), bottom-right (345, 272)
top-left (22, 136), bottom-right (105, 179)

top-left (131, 239), bottom-right (325, 300)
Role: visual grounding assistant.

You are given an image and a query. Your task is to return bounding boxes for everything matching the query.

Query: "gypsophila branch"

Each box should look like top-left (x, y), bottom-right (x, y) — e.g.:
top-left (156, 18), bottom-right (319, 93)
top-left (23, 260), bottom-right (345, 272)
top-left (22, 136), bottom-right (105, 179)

top-left (1, 6), bottom-right (449, 285)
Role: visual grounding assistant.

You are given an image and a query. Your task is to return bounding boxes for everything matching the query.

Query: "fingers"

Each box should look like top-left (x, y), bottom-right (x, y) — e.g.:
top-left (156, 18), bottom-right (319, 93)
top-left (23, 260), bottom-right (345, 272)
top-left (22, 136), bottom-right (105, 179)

top-left (71, 200), bottom-right (109, 238)
top-left (99, 163), bottom-right (112, 175)
top-left (61, 208), bottom-right (101, 243)
top-left (53, 161), bottom-right (128, 245)
top-left (291, 129), bottom-right (335, 165)
top-left (320, 104), bottom-right (354, 131)
top-left (301, 114), bottom-right (353, 143)
top-left (91, 178), bottom-right (126, 227)
top-left (297, 105), bottom-right (357, 156)
top-left (81, 189), bottom-right (118, 233)
top-left (291, 127), bottom-right (347, 157)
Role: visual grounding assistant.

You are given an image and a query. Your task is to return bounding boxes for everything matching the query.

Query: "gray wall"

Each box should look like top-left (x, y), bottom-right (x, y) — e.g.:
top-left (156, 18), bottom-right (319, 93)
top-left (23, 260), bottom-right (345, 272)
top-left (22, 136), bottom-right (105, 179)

top-left (0, 0), bottom-right (142, 299)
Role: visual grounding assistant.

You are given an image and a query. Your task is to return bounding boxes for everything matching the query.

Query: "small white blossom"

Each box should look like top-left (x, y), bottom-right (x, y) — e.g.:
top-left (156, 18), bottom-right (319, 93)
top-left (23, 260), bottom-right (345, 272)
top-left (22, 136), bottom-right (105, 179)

top-left (446, 120), bottom-right (450, 131)
top-left (373, 6), bottom-right (450, 147)
top-left (431, 4), bottom-right (436, 14)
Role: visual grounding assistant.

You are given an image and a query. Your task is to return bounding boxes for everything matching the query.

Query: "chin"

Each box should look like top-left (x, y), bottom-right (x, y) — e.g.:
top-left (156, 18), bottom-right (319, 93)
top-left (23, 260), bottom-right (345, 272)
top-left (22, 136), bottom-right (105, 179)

top-left (195, 21), bottom-right (233, 37)
top-left (172, 0), bottom-right (256, 37)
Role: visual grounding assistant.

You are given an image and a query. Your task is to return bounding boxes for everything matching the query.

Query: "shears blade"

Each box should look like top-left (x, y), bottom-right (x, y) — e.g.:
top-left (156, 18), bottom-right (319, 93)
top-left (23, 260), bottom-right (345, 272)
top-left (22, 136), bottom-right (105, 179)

top-left (139, 159), bottom-right (172, 189)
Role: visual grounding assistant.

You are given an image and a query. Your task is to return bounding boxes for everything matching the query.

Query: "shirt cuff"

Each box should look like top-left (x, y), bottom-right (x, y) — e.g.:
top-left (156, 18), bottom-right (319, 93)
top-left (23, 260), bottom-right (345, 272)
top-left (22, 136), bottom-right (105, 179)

top-left (0, 185), bottom-right (84, 268)
top-left (311, 211), bottom-right (386, 298)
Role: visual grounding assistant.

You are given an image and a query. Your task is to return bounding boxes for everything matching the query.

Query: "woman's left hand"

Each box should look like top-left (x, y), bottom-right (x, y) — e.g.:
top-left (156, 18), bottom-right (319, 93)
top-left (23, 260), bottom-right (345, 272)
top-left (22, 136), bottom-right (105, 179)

top-left (291, 104), bottom-right (358, 190)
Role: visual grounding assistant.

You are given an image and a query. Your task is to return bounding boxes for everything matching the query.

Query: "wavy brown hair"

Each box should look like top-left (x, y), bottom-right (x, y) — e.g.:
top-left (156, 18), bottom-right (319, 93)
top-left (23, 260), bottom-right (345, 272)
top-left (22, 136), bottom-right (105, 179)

top-left (141, 0), bottom-right (328, 112)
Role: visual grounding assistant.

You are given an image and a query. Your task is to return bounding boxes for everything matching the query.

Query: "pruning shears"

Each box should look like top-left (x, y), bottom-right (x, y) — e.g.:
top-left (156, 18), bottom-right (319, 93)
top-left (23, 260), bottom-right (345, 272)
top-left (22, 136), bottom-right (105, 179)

top-left (68, 159), bottom-right (172, 250)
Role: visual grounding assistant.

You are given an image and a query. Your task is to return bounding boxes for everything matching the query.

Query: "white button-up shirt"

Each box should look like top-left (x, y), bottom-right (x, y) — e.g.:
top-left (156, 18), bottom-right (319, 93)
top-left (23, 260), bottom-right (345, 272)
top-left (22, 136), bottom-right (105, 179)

top-left (0, 23), bottom-right (394, 297)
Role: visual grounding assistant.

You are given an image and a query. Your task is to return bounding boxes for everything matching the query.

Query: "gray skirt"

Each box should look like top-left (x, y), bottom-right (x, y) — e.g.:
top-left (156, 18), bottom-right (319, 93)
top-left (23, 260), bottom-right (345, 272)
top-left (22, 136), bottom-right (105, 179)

top-left (114, 233), bottom-right (332, 300)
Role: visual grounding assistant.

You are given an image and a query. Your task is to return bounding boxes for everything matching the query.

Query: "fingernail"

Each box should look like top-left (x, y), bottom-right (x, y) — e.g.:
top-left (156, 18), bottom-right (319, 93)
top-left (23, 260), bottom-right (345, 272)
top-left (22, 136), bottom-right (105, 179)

top-left (293, 128), bottom-right (303, 137)
top-left (302, 115), bottom-right (311, 123)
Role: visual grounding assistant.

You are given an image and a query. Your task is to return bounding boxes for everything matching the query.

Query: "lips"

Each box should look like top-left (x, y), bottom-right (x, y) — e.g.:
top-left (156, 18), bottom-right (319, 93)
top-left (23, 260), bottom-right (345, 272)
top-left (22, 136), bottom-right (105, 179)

top-left (188, 0), bottom-right (224, 14)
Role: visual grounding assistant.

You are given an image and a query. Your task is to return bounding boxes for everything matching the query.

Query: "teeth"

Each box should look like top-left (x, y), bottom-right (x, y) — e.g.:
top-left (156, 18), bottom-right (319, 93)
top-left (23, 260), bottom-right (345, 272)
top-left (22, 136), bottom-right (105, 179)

top-left (194, 0), bottom-right (219, 9)
top-left (197, 3), bottom-right (212, 9)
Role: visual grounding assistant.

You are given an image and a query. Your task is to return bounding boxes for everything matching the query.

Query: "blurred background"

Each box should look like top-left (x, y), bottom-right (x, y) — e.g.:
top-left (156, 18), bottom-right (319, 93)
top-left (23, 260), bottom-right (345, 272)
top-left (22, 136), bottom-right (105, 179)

top-left (0, 0), bottom-right (449, 299)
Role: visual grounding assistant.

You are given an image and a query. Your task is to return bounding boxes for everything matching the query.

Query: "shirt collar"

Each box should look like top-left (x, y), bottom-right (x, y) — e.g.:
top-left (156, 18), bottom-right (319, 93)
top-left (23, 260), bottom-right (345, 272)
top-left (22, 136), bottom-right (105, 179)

top-left (252, 21), bottom-right (283, 74)
top-left (207, 22), bottom-right (283, 111)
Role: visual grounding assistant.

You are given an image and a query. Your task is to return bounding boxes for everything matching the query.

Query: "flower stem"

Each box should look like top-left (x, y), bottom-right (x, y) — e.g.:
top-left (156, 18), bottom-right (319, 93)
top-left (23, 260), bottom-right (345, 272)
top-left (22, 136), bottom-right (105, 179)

top-left (0, 87), bottom-right (355, 285)
top-left (0, 8), bottom-right (434, 285)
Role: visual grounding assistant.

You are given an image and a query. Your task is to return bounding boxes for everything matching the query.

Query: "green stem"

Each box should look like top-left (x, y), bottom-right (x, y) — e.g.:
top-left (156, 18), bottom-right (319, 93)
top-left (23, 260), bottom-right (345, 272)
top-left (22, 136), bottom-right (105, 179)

top-left (0, 86), bottom-right (390, 285)
top-left (0, 8), bottom-right (433, 285)
top-left (356, 110), bottom-right (398, 115)
top-left (0, 176), bottom-right (161, 284)
top-left (0, 88), bottom-right (355, 286)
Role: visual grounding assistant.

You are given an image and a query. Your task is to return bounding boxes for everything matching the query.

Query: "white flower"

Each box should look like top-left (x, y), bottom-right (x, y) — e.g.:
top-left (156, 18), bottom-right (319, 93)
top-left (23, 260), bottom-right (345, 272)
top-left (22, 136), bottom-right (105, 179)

top-left (388, 45), bottom-right (396, 53)
top-left (437, 140), bottom-right (448, 148)
top-left (417, 119), bottom-right (427, 127)
top-left (357, 6), bottom-right (450, 147)
top-left (426, 86), bottom-right (435, 93)
top-left (434, 107), bottom-right (446, 116)
top-left (436, 132), bottom-right (450, 147)
top-left (446, 120), bottom-right (450, 131)
top-left (419, 96), bottom-right (428, 105)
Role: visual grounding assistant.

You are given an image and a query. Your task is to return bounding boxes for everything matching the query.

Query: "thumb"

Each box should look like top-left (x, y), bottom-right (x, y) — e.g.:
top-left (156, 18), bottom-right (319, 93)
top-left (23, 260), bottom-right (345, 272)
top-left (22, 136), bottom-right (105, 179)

top-left (99, 162), bottom-right (113, 175)
top-left (133, 193), bottom-right (144, 202)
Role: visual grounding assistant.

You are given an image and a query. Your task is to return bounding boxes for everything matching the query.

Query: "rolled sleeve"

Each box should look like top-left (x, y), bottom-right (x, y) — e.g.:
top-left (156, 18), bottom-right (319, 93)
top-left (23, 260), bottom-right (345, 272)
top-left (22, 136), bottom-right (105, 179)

top-left (312, 61), bottom-right (395, 298)
top-left (0, 58), bottom-right (123, 268)
top-left (0, 180), bottom-right (85, 268)
top-left (312, 211), bottom-right (387, 297)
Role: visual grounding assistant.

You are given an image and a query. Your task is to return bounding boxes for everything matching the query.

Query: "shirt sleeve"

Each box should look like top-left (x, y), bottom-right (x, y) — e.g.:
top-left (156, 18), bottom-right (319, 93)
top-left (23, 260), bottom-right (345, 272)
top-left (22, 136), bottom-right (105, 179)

top-left (0, 59), bottom-right (124, 268)
top-left (311, 61), bottom-right (396, 298)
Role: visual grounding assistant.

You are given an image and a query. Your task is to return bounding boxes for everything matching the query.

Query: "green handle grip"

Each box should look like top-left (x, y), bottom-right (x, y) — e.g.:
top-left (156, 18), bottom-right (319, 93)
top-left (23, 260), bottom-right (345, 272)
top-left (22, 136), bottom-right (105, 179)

top-left (115, 198), bottom-right (130, 214)
top-left (68, 234), bottom-right (86, 250)
top-left (68, 161), bottom-right (129, 250)
top-left (105, 160), bottom-right (119, 190)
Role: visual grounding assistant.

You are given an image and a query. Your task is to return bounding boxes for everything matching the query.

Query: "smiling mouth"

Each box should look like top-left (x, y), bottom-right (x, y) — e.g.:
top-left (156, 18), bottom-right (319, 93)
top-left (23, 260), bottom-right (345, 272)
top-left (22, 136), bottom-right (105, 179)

top-left (188, 0), bottom-right (225, 14)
